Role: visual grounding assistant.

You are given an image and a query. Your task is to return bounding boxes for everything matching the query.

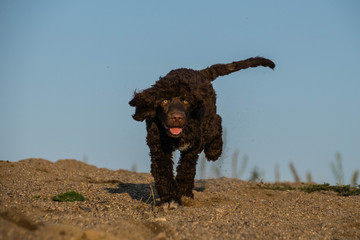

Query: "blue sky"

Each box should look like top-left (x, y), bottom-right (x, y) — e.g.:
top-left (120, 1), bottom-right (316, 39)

top-left (1, 1), bottom-right (359, 184)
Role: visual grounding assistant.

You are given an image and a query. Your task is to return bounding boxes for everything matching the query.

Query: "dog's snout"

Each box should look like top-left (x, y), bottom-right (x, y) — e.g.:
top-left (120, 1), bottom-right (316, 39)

top-left (170, 112), bottom-right (185, 121)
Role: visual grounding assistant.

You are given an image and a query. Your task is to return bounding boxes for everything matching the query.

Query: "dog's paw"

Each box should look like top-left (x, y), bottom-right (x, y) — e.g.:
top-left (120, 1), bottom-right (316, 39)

top-left (180, 196), bottom-right (194, 206)
top-left (161, 200), bottom-right (180, 211)
top-left (204, 149), bottom-right (222, 161)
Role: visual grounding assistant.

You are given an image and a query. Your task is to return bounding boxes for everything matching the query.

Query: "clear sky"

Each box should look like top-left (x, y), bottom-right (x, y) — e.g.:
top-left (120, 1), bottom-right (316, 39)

top-left (1, 1), bottom-right (359, 184)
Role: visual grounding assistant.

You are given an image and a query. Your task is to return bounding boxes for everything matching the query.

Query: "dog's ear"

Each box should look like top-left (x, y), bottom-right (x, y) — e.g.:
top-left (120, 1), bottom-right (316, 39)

top-left (129, 89), bottom-right (156, 121)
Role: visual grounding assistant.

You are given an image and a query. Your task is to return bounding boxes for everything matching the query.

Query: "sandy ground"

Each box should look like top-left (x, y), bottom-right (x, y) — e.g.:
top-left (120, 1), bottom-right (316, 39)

top-left (1, 158), bottom-right (359, 240)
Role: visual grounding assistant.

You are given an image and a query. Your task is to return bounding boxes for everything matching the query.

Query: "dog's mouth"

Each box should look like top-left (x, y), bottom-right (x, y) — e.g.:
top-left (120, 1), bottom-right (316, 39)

top-left (163, 125), bottom-right (183, 137)
top-left (169, 127), bottom-right (182, 135)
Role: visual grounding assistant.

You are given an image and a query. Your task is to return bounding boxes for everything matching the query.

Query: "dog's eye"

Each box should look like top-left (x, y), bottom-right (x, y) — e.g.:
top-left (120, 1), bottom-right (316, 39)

top-left (161, 99), bottom-right (168, 105)
top-left (183, 100), bottom-right (189, 104)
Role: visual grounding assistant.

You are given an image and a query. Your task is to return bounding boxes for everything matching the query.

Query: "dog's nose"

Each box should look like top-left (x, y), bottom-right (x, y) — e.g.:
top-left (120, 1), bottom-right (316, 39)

top-left (170, 112), bottom-right (184, 121)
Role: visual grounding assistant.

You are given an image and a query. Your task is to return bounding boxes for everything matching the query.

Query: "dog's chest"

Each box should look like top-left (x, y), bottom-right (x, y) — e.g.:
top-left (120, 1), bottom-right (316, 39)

top-left (178, 142), bottom-right (191, 151)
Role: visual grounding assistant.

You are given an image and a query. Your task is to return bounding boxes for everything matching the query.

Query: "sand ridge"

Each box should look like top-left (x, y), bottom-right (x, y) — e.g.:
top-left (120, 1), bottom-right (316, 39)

top-left (1, 158), bottom-right (359, 239)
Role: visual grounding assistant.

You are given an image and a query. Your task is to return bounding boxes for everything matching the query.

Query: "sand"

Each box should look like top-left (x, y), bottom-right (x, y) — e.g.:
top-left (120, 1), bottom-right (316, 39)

top-left (1, 158), bottom-right (359, 239)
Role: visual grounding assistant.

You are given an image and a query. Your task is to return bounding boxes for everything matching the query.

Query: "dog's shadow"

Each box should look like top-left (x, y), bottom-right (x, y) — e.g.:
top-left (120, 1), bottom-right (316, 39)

top-left (105, 182), bottom-right (159, 204)
top-left (105, 181), bottom-right (206, 204)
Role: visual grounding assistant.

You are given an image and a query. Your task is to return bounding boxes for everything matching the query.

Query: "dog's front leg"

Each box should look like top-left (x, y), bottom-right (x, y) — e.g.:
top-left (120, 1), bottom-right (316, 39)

top-left (150, 152), bottom-right (178, 204)
top-left (175, 150), bottom-right (200, 199)
top-left (204, 114), bottom-right (223, 161)
top-left (146, 121), bottom-right (179, 205)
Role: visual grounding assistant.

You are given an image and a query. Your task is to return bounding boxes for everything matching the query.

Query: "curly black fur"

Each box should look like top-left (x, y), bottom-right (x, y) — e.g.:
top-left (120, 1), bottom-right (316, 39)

top-left (129, 57), bottom-right (275, 205)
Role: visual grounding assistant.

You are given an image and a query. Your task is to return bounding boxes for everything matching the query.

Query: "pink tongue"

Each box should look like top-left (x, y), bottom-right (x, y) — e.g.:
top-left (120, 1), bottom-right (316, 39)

top-left (169, 128), bottom-right (182, 135)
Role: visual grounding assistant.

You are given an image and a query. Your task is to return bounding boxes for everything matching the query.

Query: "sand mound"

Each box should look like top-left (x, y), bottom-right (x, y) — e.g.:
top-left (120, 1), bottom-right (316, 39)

top-left (1, 158), bottom-right (359, 239)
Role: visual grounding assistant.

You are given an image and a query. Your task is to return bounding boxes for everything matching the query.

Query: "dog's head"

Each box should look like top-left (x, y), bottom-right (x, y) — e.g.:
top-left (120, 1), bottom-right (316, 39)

top-left (156, 97), bottom-right (191, 137)
top-left (129, 69), bottom-right (214, 138)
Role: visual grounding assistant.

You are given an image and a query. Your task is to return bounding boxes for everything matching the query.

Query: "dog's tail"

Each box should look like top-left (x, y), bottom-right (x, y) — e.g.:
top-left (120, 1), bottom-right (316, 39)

top-left (199, 57), bottom-right (275, 82)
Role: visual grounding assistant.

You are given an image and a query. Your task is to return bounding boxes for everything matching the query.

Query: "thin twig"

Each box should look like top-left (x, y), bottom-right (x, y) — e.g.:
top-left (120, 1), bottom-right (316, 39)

top-left (148, 182), bottom-right (156, 208)
top-left (289, 162), bottom-right (300, 182)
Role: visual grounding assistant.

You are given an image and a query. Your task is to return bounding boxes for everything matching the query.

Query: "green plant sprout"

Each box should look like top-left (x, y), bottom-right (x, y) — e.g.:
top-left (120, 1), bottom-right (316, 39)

top-left (52, 191), bottom-right (85, 202)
